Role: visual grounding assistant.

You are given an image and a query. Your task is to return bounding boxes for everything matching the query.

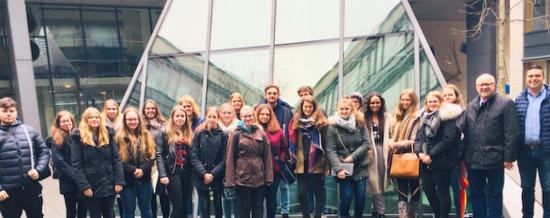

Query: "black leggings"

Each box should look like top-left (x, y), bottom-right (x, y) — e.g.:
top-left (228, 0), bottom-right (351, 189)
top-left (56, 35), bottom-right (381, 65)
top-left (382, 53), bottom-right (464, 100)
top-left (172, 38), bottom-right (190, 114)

top-left (297, 173), bottom-right (325, 217)
top-left (396, 178), bottom-right (421, 202)
top-left (62, 191), bottom-right (87, 218)
top-left (84, 196), bottom-right (115, 218)
top-left (166, 167), bottom-right (192, 218)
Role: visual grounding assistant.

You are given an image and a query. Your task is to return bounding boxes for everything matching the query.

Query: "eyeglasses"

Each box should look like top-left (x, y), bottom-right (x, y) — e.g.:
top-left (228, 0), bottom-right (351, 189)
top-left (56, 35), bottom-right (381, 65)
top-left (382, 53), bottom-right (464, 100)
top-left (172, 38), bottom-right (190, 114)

top-left (241, 115), bottom-right (253, 119)
top-left (476, 83), bottom-right (494, 88)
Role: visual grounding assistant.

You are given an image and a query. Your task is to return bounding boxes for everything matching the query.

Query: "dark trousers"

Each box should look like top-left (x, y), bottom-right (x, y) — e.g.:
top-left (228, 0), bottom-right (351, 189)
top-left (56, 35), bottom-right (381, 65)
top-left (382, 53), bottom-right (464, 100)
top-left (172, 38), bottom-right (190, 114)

top-left (197, 189), bottom-right (223, 218)
top-left (517, 148), bottom-right (550, 218)
top-left (62, 191), bottom-right (87, 218)
top-left (167, 167), bottom-right (192, 218)
top-left (421, 165), bottom-right (453, 218)
top-left (84, 195), bottom-right (116, 218)
top-left (0, 182), bottom-right (43, 218)
top-left (467, 168), bottom-right (504, 218)
top-left (308, 179), bottom-right (328, 214)
top-left (151, 194), bottom-right (171, 218)
top-left (396, 178), bottom-right (421, 202)
top-left (297, 173), bottom-right (325, 217)
top-left (237, 185), bottom-right (264, 218)
top-left (264, 174), bottom-right (282, 218)
top-left (450, 165), bottom-right (463, 217)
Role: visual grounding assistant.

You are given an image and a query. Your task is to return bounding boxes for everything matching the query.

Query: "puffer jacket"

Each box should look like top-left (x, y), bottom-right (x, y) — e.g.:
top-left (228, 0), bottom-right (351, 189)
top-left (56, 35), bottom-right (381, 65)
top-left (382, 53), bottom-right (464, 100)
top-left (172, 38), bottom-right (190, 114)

top-left (325, 118), bottom-right (370, 181)
top-left (463, 93), bottom-right (520, 169)
top-left (155, 128), bottom-right (191, 178)
top-left (0, 120), bottom-right (50, 191)
top-left (71, 128), bottom-right (125, 197)
top-left (190, 126), bottom-right (227, 191)
top-left (225, 125), bottom-right (273, 188)
top-left (47, 135), bottom-right (79, 194)
top-left (515, 84), bottom-right (550, 154)
top-left (414, 104), bottom-right (462, 170)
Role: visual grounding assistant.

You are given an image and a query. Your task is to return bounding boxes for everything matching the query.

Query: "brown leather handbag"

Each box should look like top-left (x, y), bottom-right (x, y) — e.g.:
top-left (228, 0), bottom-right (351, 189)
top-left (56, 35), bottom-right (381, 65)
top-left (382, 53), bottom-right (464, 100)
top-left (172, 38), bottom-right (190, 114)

top-left (389, 143), bottom-right (420, 179)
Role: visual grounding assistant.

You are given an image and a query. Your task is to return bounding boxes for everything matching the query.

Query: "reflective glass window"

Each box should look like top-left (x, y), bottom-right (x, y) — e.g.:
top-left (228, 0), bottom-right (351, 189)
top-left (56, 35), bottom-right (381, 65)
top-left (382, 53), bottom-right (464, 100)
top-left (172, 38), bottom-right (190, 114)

top-left (275, 0), bottom-right (339, 44)
top-left (151, 0), bottom-right (208, 55)
top-left (118, 8), bottom-right (152, 72)
top-left (207, 49), bottom-right (269, 107)
top-left (419, 46), bottom-right (443, 102)
top-left (0, 0), bottom-right (13, 97)
top-left (151, 9), bottom-right (162, 31)
top-left (211, 0), bottom-right (271, 50)
top-left (343, 32), bottom-right (415, 110)
top-left (273, 42), bottom-right (339, 111)
top-left (145, 55), bottom-right (204, 116)
top-left (344, 0), bottom-right (403, 37)
top-left (82, 7), bottom-right (120, 74)
top-left (42, 6), bottom-right (85, 71)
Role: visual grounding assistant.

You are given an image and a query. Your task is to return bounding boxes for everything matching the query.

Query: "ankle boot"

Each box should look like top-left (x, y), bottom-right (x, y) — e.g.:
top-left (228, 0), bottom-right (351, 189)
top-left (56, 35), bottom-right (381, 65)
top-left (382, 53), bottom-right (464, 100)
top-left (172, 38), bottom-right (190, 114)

top-left (372, 212), bottom-right (378, 217)
top-left (407, 201), bottom-right (419, 218)
top-left (398, 201), bottom-right (408, 218)
top-left (378, 214), bottom-right (385, 218)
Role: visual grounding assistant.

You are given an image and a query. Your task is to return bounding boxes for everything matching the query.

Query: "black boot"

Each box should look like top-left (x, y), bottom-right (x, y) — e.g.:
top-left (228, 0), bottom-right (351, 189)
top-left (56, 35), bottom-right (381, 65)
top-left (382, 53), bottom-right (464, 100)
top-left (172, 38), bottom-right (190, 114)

top-left (372, 212), bottom-right (378, 217)
top-left (378, 214), bottom-right (385, 218)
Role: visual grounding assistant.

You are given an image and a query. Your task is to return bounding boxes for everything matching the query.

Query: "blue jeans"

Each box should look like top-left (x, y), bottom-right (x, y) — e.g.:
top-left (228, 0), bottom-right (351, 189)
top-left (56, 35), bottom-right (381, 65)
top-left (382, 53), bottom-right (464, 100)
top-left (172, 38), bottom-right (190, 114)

top-left (279, 181), bottom-right (290, 214)
top-left (265, 174), bottom-right (282, 218)
top-left (467, 168), bottom-right (504, 218)
top-left (120, 181), bottom-right (153, 218)
top-left (337, 177), bottom-right (366, 217)
top-left (517, 148), bottom-right (550, 218)
top-left (222, 189), bottom-right (241, 218)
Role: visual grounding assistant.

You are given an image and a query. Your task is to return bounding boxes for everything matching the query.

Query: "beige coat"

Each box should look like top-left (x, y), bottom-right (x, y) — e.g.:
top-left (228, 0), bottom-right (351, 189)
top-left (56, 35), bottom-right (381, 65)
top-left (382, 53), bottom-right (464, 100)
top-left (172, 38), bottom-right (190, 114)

top-left (366, 112), bottom-right (392, 194)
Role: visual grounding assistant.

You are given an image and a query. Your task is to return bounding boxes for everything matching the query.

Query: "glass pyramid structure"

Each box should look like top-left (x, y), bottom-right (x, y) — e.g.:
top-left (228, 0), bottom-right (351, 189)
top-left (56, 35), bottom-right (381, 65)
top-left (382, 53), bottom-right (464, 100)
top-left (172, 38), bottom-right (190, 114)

top-left (120, 0), bottom-right (448, 215)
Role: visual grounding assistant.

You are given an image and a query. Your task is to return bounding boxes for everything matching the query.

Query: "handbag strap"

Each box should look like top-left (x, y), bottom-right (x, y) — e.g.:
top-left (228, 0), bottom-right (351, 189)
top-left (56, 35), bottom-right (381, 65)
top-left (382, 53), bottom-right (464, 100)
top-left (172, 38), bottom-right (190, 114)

top-left (0, 127), bottom-right (16, 150)
top-left (390, 179), bottom-right (421, 198)
top-left (335, 129), bottom-right (351, 156)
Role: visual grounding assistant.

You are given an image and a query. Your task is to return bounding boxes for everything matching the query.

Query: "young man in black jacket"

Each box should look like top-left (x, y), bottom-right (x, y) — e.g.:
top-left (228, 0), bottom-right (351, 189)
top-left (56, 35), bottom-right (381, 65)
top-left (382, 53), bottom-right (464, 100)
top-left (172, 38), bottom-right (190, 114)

top-left (0, 97), bottom-right (51, 218)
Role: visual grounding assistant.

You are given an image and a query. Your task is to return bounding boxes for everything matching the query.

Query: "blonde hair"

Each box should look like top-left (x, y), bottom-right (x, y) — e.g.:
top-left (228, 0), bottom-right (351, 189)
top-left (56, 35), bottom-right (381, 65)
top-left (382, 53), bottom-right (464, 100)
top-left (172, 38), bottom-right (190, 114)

top-left (50, 111), bottom-right (77, 148)
top-left (394, 89), bottom-right (419, 121)
top-left (423, 91), bottom-right (444, 112)
top-left (441, 84), bottom-right (466, 108)
top-left (218, 103), bottom-right (238, 126)
top-left (116, 108), bottom-right (156, 163)
top-left (101, 99), bottom-right (121, 123)
top-left (178, 95), bottom-right (200, 119)
top-left (229, 93), bottom-right (245, 107)
top-left (336, 98), bottom-right (367, 127)
top-left (165, 105), bottom-right (193, 147)
top-left (79, 107), bottom-right (110, 147)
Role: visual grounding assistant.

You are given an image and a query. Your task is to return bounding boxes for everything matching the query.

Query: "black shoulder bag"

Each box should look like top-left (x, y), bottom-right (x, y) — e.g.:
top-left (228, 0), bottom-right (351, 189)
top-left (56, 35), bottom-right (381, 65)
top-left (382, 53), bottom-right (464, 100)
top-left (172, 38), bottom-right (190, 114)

top-left (269, 145), bottom-right (296, 185)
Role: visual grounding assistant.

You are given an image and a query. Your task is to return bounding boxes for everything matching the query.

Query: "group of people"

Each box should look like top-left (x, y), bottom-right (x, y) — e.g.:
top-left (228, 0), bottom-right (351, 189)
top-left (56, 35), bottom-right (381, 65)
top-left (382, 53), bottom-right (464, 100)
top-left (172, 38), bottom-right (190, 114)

top-left (0, 65), bottom-right (548, 218)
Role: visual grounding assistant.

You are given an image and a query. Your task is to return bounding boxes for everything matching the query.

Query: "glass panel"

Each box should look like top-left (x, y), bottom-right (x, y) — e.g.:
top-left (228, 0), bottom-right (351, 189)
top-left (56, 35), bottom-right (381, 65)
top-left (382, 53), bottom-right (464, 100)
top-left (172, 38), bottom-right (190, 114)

top-left (82, 7), bottom-right (120, 74)
top-left (150, 1), bottom-right (208, 55)
top-left (211, 0), bottom-right (271, 50)
top-left (0, 0), bottom-right (14, 97)
top-left (532, 0), bottom-right (547, 31)
top-left (78, 73), bottom-right (131, 112)
top-left (344, 0), bottom-right (404, 37)
top-left (35, 75), bottom-right (54, 136)
top-left (207, 49), bottom-right (268, 107)
top-left (275, 0), bottom-right (339, 44)
top-left (419, 45), bottom-right (443, 103)
top-left (42, 6), bottom-right (85, 71)
top-left (343, 32), bottom-right (415, 114)
top-left (144, 55), bottom-right (204, 118)
top-left (124, 67), bottom-right (143, 111)
top-left (273, 42), bottom-right (339, 112)
top-left (151, 9), bottom-right (163, 31)
top-left (118, 8), bottom-right (151, 72)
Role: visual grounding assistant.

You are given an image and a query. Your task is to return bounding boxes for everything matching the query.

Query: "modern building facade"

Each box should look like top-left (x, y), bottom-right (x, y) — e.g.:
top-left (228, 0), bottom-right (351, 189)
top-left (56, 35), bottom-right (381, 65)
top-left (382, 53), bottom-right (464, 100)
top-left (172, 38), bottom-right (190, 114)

top-left (2, 0), bottom-right (547, 216)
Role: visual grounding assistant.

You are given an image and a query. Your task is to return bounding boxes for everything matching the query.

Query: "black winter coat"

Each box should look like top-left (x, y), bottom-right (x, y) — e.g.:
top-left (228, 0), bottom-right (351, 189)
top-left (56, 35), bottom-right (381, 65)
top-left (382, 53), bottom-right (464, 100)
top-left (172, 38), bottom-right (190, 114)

top-left (71, 128), bottom-right (125, 197)
top-left (155, 128), bottom-right (191, 178)
top-left (0, 120), bottom-right (50, 190)
top-left (463, 93), bottom-right (520, 169)
top-left (414, 106), bottom-right (462, 170)
top-left (119, 137), bottom-right (155, 189)
top-left (190, 126), bottom-right (227, 191)
top-left (47, 135), bottom-right (79, 194)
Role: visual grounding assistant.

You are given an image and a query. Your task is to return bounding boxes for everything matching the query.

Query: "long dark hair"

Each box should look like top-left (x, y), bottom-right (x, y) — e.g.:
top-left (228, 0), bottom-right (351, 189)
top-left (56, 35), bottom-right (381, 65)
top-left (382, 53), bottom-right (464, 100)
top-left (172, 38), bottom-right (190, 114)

top-left (362, 92), bottom-right (387, 135)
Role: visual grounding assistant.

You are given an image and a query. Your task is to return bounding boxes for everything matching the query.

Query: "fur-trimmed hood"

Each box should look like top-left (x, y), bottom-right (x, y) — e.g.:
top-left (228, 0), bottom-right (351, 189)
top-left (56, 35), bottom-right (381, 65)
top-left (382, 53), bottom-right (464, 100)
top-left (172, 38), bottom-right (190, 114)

top-left (439, 103), bottom-right (463, 121)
